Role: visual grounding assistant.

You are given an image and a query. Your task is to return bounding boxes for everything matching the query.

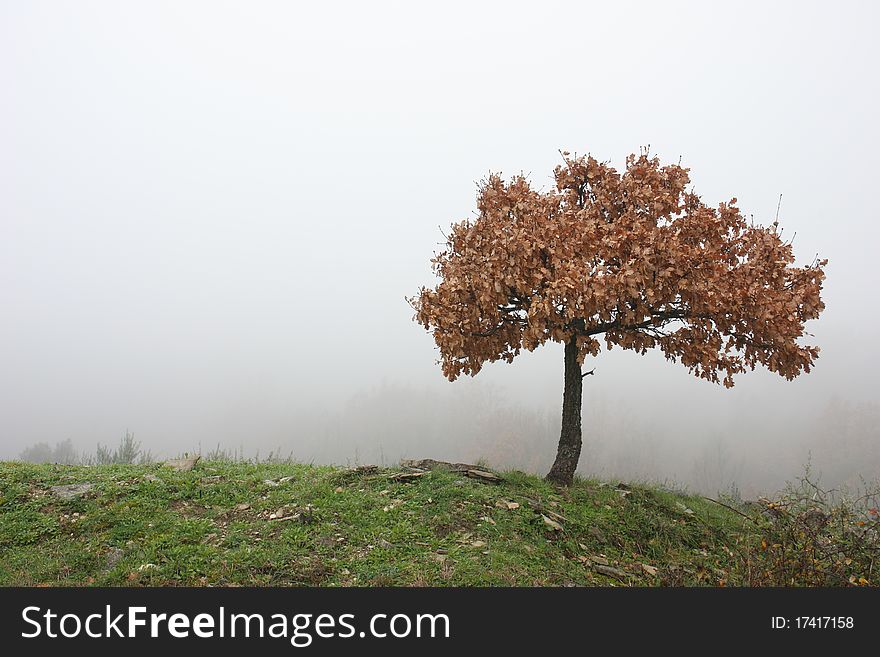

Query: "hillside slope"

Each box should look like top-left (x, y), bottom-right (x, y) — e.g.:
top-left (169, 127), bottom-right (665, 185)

top-left (0, 460), bottom-right (773, 586)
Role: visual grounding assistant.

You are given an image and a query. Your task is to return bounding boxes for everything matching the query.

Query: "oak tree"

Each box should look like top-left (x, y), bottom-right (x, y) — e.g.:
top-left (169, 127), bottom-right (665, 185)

top-left (410, 151), bottom-right (827, 485)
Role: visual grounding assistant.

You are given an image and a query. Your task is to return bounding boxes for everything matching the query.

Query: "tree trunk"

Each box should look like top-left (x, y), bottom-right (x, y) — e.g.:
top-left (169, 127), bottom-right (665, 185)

top-left (546, 337), bottom-right (583, 486)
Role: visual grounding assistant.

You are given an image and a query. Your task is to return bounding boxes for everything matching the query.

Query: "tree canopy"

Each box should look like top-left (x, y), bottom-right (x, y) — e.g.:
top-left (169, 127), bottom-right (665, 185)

top-left (411, 152), bottom-right (827, 389)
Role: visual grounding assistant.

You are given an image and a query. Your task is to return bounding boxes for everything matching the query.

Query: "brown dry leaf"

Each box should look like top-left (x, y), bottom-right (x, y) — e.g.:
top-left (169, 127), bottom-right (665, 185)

top-left (410, 150), bottom-right (826, 397)
top-left (641, 563), bottom-right (659, 577)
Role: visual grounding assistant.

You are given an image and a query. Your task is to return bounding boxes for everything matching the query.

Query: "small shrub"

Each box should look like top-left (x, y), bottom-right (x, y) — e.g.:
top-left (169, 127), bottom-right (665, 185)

top-left (94, 431), bottom-right (152, 465)
top-left (742, 471), bottom-right (878, 586)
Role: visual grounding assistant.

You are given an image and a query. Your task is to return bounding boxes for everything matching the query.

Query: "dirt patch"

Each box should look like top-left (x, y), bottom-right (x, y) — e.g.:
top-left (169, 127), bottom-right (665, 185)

top-left (170, 500), bottom-right (211, 518)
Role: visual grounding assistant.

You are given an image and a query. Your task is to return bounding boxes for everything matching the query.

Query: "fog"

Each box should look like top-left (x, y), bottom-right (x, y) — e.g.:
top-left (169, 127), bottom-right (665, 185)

top-left (2, 1), bottom-right (878, 497)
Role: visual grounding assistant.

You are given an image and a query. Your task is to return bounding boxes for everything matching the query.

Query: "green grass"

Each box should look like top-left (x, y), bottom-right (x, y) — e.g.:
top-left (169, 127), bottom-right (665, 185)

top-left (0, 461), bottom-right (753, 586)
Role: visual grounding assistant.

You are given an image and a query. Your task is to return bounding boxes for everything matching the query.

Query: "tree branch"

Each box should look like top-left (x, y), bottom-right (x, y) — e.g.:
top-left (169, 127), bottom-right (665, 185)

top-left (471, 316), bottom-right (527, 337)
top-left (582, 308), bottom-right (695, 336)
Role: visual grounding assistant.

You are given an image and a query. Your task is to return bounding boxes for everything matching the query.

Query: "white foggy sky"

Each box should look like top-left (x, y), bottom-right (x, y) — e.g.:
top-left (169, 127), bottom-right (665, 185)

top-left (1, 1), bottom-right (878, 490)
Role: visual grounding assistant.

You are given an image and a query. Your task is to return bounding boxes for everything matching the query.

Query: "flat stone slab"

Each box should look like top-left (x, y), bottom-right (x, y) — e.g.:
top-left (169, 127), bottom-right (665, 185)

top-left (400, 458), bottom-right (482, 472)
top-left (399, 459), bottom-right (503, 483)
top-left (163, 456), bottom-right (201, 471)
top-left (465, 469), bottom-right (503, 483)
top-left (592, 564), bottom-right (630, 580)
top-left (50, 483), bottom-right (93, 500)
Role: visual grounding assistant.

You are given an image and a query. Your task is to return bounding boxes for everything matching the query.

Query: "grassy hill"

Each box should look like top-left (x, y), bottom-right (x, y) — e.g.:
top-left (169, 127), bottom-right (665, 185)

top-left (0, 460), bottom-right (872, 587)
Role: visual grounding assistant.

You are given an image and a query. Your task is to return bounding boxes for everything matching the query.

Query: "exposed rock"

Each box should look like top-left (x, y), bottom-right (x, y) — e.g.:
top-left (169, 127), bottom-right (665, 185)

top-left (389, 471), bottom-right (426, 482)
top-left (104, 547), bottom-right (124, 570)
top-left (465, 469), bottom-right (503, 484)
top-left (330, 465), bottom-right (379, 486)
top-left (542, 508), bottom-right (567, 523)
top-left (164, 456), bottom-right (200, 472)
top-left (399, 459), bottom-right (503, 483)
top-left (541, 514), bottom-right (563, 531)
top-left (592, 564), bottom-right (629, 580)
top-left (400, 459), bottom-right (477, 471)
top-left (50, 483), bottom-right (93, 500)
